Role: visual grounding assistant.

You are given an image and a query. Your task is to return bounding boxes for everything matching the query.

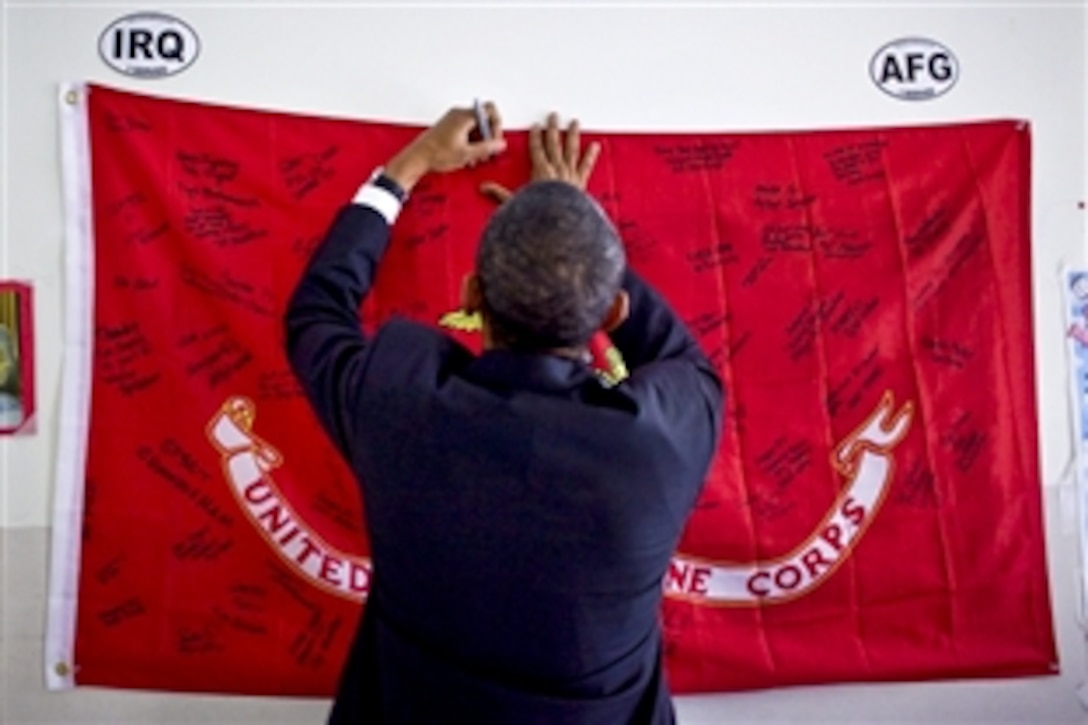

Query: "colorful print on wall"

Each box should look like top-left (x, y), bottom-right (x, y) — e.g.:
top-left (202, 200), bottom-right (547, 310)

top-left (0, 281), bottom-right (35, 435)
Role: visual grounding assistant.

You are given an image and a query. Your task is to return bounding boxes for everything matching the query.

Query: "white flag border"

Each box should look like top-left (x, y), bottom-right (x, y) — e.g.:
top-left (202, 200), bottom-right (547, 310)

top-left (44, 81), bottom-right (95, 691)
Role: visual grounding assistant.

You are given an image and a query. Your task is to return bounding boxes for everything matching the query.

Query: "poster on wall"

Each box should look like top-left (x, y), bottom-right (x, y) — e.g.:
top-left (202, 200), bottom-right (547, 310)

top-left (0, 281), bottom-right (36, 435)
top-left (1063, 269), bottom-right (1088, 621)
top-left (47, 82), bottom-right (1056, 696)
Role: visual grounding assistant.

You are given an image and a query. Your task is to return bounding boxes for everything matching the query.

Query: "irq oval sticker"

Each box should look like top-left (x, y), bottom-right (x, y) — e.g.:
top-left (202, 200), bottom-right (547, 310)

top-left (99, 13), bottom-right (200, 78)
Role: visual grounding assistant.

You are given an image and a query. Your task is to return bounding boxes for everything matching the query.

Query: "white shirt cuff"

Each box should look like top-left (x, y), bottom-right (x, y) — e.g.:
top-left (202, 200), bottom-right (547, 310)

top-left (352, 182), bottom-right (402, 224)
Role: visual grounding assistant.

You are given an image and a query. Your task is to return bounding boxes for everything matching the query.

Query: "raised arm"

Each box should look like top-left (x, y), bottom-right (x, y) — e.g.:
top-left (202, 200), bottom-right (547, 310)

top-left (285, 104), bottom-right (506, 449)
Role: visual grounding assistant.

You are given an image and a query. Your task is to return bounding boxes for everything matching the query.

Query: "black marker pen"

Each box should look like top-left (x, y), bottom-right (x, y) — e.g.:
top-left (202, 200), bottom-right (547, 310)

top-left (473, 99), bottom-right (493, 141)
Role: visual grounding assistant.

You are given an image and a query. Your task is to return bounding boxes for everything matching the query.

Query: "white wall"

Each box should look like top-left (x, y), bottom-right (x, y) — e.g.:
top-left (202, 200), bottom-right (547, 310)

top-left (3, 0), bottom-right (1086, 527)
top-left (2, 1), bottom-right (1085, 723)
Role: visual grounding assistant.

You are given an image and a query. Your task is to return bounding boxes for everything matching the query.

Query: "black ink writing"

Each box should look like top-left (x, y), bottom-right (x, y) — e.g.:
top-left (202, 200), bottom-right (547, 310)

top-left (137, 443), bottom-right (234, 527)
top-left (410, 190), bottom-right (448, 219)
top-left (173, 526), bottom-right (234, 562)
top-left (785, 292), bottom-right (879, 361)
top-left (755, 435), bottom-right (813, 491)
top-left (405, 223), bottom-right (450, 248)
top-left (921, 336), bottom-right (973, 369)
top-left (160, 437), bottom-right (213, 482)
top-left (95, 555), bottom-right (124, 586)
top-left (176, 620), bottom-right (225, 655)
top-left (177, 182), bottom-right (260, 209)
top-left (746, 489), bottom-right (795, 522)
top-left (685, 310), bottom-right (729, 340)
top-left (98, 598), bottom-right (145, 627)
top-left (180, 265), bottom-right (277, 318)
top-left (762, 224), bottom-right (869, 260)
top-left (905, 206), bottom-right (951, 259)
top-left (182, 326), bottom-right (254, 390)
top-left (289, 608), bottom-right (343, 670)
top-left (784, 294), bottom-right (843, 361)
top-left (912, 220), bottom-right (985, 309)
top-left (96, 321), bottom-right (160, 396)
top-left (762, 224), bottom-right (813, 253)
top-left (105, 191), bottom-right (147, 218)
top-left (824, 139), bottom-right (888, 186)
top-left (616, 219), bottom-right (659, 263)
top-left (686, 242), bottom-right (738, 273)
top-left (267, 564), bottom-right (341, 669)
top-left (212, 604), bottom-right (268, 636)
top-left (313, 491), bottom-right (362, 536)
top-left (104, 111), bottom-right (152, 134)
top-left (741, 255), bottom-right (773, 288)
top-left (230, 583), bottom-right (268, 614)
top-left (269, 563), bottom-right (320, 613)
top-left (728, 329), bottom-right (752, 363)
top-left (259, 369), bottom-right (305, 400)
top-left (105, 191), bottom-right (169, 246)
top-left (827, 295), bottom-right (879, 337)
top-left (178, 323), bottom-right (228, 349)
top-left (826, 347), bottom-right (883, 418)
top-left (113, 274), bottom-right (159, 292)
top-left (753, 183), bottom-right (817, 211)
top-left (941, 410), bottom-right (986, 473)
top-left (654, 141), bottom-right (737, 173)
top-left (125, 222), bottom-right (170, 246)
top-left (279, 145), bottom-right (339, 200)
top-left (892, 458), bottom-right (939, 509)
top-left (818, 229), bottom-right (872, 261)
top-left (291, 235), bottom-right (322, 259)
top-left (177, 151), bottom-right (240, 185)
top-left (183, 204), bottom-right (268, 247)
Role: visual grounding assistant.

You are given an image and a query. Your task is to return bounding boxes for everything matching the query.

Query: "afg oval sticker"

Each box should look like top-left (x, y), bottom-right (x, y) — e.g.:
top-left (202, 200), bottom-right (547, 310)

top-left (870, 38), bottom-right (958, 100)
top-left (99, 13), bottom-right (200, 78)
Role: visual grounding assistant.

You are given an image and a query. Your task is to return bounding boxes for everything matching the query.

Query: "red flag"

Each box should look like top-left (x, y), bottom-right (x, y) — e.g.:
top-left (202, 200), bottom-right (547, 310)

top-left (48, 84), bottom-right (1055, 695)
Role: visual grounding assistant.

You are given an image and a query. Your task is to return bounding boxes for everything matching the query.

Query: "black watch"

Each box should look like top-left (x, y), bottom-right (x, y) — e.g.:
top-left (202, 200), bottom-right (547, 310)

top-left (369, 168), bottom-right (409, 203)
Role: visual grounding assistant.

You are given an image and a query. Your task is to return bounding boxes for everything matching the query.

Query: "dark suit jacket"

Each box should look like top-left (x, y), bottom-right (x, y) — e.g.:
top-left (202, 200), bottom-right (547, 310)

top-left (286, 203), bottom-right (723, 724)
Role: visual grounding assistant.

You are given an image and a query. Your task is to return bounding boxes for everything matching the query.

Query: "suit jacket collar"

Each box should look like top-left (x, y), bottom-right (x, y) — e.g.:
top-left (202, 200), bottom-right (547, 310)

top-left (466, 349), bottom-right (595, 397)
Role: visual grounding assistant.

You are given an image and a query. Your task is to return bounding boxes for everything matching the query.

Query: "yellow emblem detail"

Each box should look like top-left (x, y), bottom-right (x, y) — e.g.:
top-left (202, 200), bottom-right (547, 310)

top-left (597, 344), bottom-right (629, 385)
top-left (438, 309), bottom-right (482, 332)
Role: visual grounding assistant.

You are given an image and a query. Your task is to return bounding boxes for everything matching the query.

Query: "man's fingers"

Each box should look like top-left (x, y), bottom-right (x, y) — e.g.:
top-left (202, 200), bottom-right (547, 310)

top-left (484, 137), bottom-right (508, 156)
top-left (529, 123), bottom-right (548, 169)
top-left (545, 112), bottom-right (562, 164)
top-left (449, 107), bottom-right (479, 136)
top-left (465, 137), bottom-right (508, 165)
top-left (577, 141), bottom-right (602, 183)
top-left (565, 119), bottom-right (581, 168)
top-left (479, 181), bottom-right (513, 204)
top-left (484, 101), bottom-right (503, 142)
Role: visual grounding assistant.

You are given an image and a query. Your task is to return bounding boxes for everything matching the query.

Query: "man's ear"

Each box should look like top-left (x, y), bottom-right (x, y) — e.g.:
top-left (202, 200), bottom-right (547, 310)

top-left (461, 273), bottom-right (483, 313)
top-left (600, 290), bottom-right (629, 332)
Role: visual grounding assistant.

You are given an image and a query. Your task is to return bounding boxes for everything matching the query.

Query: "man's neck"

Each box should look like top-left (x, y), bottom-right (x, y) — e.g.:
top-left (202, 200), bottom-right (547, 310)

top-left (546, 346), bottom-right (592, 364)
top-left (484, 341), bottom-right (590, 364)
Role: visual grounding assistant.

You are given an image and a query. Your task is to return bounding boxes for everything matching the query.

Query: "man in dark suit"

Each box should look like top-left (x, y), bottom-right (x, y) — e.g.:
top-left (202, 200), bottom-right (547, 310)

top-left (286, 104), bottom-right (723, 724)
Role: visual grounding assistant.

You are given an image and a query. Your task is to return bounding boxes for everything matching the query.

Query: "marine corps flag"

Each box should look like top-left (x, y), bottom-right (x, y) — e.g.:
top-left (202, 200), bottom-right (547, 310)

top-left (48, 83), bottom-right (1056, 694)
